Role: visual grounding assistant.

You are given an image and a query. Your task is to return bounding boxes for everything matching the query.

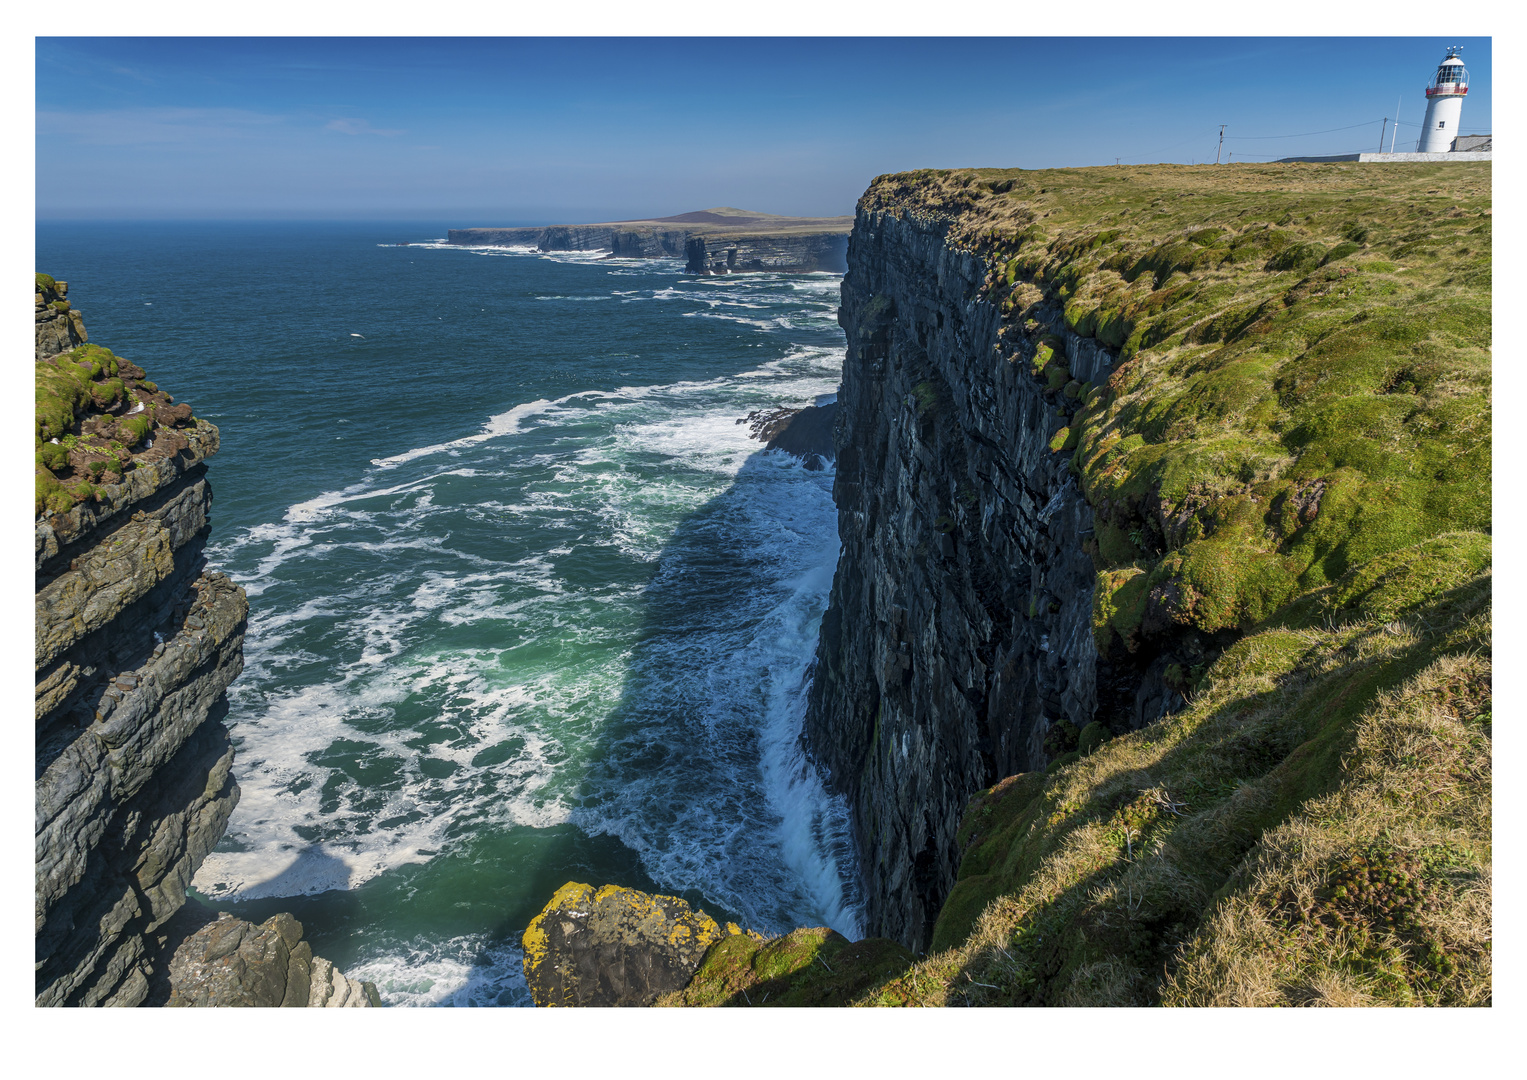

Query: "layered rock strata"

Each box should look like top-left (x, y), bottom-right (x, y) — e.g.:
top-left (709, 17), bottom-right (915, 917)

top-left (36, 275), bottom-right (88, 359)
top-left (803, 210), bottom-right (1113, 951)
top-left (35, 284), bottom-right (249, 1007)
top-left (449, 206), bottom-right (851, 274)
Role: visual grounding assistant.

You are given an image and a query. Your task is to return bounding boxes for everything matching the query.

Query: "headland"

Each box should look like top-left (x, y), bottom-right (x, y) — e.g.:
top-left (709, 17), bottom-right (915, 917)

top-left (448, 206), bottom-right (853, 274)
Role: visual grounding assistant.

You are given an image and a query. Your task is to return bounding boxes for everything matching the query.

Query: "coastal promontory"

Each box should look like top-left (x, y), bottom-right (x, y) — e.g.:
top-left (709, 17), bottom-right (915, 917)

top-left (448, 206), bottom-right (853, 274)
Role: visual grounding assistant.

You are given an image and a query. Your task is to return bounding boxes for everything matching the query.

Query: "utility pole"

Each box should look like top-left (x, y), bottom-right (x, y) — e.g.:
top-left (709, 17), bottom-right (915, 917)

top-left (1379, 117), bottom-right (1388, 152)
top-left (1215, 125), bottom-right (1226, 164)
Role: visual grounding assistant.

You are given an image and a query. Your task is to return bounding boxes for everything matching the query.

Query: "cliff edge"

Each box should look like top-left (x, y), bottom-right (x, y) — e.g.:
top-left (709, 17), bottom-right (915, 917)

top-left (35, 276), bottom-right (377, 1007)
top-left (800, 162), bottom-right (1490, 1004)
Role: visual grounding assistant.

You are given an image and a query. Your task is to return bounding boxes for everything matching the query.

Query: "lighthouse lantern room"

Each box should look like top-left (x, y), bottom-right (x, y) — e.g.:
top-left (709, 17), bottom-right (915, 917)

top-left (1417, 47), bottom-right (1469, 152)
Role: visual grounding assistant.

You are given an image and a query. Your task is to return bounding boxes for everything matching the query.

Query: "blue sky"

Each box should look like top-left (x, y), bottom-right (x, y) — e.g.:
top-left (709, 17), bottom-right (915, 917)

top-left (35, 36), bottom-right (1493, 221)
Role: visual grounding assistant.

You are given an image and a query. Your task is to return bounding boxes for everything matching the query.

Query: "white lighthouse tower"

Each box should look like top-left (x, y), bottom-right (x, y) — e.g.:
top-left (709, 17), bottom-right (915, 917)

top-left (1417, 47), bottom-right (1469, 152)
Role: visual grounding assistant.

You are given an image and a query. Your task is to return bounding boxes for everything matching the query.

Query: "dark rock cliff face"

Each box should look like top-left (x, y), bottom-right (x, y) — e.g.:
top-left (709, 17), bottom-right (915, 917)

top-left (804, 209), bottom-right (1116, 951)
top-left (449, 224), bottom-right (694, 257)
top-left (684, 233), bottom-right (848, 275)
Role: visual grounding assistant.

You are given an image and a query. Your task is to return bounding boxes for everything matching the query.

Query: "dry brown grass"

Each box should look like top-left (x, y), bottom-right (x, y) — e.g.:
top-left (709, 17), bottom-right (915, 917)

top-left (856, 553), bottom-right (1489, 1008)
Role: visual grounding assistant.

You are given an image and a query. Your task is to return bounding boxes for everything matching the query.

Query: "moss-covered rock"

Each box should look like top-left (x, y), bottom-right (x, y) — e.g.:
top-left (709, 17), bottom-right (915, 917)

top-left (658, 926), bottom-right (915, 1007)
top-left (34, 280), bottom-right (195, 518)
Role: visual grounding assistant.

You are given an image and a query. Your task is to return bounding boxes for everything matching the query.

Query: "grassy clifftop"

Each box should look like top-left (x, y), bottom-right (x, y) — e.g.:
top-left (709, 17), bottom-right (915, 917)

top-left (667, 163), bottom-right (1491, 1006)
top-left (862, 163), bottom-right (1491, 1005)
top-left (35, 274), bottom-right (202, 518)
top-left (863, 163), bottom-right (1489, 652)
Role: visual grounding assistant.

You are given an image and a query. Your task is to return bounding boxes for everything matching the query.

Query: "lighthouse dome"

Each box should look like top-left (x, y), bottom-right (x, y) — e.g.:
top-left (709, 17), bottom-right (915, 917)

top-left (1429, 52), bottom-right (1469, 90)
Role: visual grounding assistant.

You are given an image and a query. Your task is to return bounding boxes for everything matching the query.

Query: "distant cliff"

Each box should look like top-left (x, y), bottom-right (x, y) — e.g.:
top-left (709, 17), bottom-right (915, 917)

top-left (448, 206), bottom-right (852, 274)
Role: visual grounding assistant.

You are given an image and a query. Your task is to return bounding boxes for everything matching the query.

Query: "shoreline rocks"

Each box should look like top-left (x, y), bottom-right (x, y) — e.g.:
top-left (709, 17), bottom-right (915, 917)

top-left (522, 882), bottom-right (758, 1007)
top-left (165, 912), bottom-right (380, 1008)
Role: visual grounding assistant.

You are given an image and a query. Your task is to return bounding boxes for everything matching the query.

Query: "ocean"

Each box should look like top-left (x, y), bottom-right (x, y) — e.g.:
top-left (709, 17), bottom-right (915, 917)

top-left (35, 220), bottom-right (861, 1006)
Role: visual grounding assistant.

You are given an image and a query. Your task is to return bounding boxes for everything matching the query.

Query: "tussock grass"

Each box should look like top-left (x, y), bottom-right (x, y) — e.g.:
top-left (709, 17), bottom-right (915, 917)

top-left (851, 537), bottom-right (1488, 1007)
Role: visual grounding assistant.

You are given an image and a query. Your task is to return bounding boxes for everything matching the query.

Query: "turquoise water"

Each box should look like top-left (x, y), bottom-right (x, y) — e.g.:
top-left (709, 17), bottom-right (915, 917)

top-left (36, 222), bottom-right (860, 1005)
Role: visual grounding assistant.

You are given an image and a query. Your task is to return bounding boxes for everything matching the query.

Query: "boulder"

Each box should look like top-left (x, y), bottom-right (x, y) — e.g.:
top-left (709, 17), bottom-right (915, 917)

top-left (523, 882), bottom-right (754, 1006)
top-left (166, 912), bottom-right (380, 1007)
top-left (743, 403), bottom-right (837, 469)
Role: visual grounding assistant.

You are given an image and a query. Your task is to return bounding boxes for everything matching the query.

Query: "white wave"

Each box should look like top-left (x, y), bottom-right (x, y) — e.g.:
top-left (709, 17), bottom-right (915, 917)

top-left (348, 935), bottom-right (530, 1007)
top-left (370, 400), bottom-right (557, 469)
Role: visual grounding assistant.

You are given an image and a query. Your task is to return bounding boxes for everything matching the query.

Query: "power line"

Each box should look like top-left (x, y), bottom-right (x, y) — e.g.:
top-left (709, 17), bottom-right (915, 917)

top-left (1224, 119), bottom-right (1384, 140)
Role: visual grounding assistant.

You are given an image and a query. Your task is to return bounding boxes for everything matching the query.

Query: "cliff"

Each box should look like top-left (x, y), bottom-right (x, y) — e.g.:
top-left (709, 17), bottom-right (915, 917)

top-left (798, 162), bottom-right (1490, 1003)
top-left (34, 277), bottom-right (376, 1007)
top-left (448, 206), bottom-right (852, 274)
top-left (521, 162), bottom-right (1490, 1005)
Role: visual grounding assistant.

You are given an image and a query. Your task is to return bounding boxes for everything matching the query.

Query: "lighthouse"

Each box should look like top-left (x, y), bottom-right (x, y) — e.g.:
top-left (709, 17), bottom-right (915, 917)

top-left (1417, 47), bottom-right (1469, 152)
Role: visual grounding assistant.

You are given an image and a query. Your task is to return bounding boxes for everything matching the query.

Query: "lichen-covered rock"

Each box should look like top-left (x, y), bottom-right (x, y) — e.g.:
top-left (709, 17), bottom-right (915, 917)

top-left (523, 882), bottom-right (747, 1006)
top-left (166, 912), bottom-right (380, 1007)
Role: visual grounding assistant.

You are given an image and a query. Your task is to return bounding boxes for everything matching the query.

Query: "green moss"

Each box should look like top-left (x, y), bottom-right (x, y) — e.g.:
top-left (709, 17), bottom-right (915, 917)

top-left (911, 380), bottom-right (940, 415)
top-left (659, 928), bottom-right (915, 1007)
top-left (1044, 359), bottom-right (1071, 391)
top-left (1092, 566), bottom-right (1149, 655)
top-left (117, 414), bottom-right (152, 447)
top-left (1267, 242), bottom-right (1326, 273)
top-left (1048, 426), bottom-right (1078, 452)
top-left (35, 339), bottom-right (166, 517)
top-left (36, 273), bottom-right (56, 291)
top-left (36, 442), bottom-right (69, 473)
top-left (1321, 240), bottom-right (1362, 265)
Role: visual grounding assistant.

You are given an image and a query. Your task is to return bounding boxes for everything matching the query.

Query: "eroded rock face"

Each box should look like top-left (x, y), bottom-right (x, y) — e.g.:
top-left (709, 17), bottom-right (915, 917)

top-left (34, 280), bottom-right (250, 1007)
top-left (36, 277), bottom-right (88, 360)
top-left (523, 882), bottom-right (754, 1006)
top-left (803, 210), bottom-right (1106, 951)
top-left (166, 913), bottom-right (380, 1008)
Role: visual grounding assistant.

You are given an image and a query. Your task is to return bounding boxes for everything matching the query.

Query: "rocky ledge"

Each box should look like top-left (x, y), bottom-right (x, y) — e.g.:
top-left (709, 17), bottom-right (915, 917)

top-left (448, 207), bottom-right (852, 275)
top-left (743, 402), bottom-right (838, 470)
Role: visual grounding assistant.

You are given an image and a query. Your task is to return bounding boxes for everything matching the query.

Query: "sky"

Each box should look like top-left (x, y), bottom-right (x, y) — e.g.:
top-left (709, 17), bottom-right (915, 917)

top-left (34, 35), bottom-right (1494, 222)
